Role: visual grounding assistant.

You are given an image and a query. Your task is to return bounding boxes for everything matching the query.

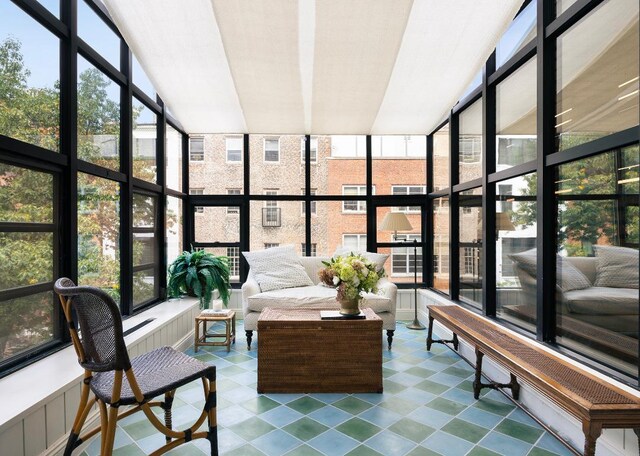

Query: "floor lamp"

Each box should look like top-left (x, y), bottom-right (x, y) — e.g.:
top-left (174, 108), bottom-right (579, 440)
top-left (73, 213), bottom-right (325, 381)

top-left (379, 212), bottom-right (425, 330)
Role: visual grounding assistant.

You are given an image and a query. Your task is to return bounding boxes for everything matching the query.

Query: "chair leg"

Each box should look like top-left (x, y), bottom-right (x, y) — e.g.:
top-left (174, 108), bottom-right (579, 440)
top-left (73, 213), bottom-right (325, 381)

top-left (386, 330), bottom-right (395, 350)
top-left (64, 381), bottom-right (92, 456)
top-left (163, 391), bottom-right (175, 444)
top-left (102, 406), bottom-right (119, 455)
top-left (205, 375), bottom-right (219, 456)
top-left (246, 330), bottom-right (253, 350)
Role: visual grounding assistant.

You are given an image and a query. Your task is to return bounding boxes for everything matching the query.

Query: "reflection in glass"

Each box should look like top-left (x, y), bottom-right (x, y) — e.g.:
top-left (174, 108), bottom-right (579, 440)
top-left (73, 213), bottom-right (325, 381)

top-left (372, 136), bottom-right (426, 195)
top-left (556, 0), bottom-right (639, 151)
top-left (459, 188), bottom-right (483, 306)
top-left (133, 97), bottom-right (157, 183)
top-left (376, 207), bottom-right (422, 285)
top-left (166, 125), bottom-right (183, 191)
top-left (556, 146), bottom-right (639, 376)
top-left (0, 292), bottom-right (54, 362)
top-left (433, 124), bottom-right (450, 191)
top-left (459, 99), bottom-right (483, 183)
top-left (496, 59), bottom-right (537, 169)
top-left (496, 0), bottom-right (536, 68)
top-left (433, 197), bottom-right (450, 294)
top-left (0, 2), bottom-right (60, 151)
top-left (77, 57), bottom-right (120, 170)
top-left (495, 173), bottom-right (537, 332)
top-left (166, 196), bottom-right (182, 266)
top-left (133, 269), bottom-right (156, 307)
top-left (78, 173), bottom-right (120, 301)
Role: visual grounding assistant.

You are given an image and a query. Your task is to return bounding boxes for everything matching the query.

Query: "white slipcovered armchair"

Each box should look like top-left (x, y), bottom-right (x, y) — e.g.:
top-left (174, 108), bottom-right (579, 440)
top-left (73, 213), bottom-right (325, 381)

top-left (241, 255), bottom-right (397, 350)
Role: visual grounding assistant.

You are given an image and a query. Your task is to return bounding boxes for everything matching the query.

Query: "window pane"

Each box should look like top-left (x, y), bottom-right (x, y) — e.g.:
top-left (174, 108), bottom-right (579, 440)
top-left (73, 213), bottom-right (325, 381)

top-left (204, 247), bottom-right (240, 283)
top-left (195, 206), bottom-right (240, 244)
top-left (0, 164), bottom-right (53, 223)
top-left (189, 135), bottom-right (243, 192)
top-left (38, 0), bottom-right (59, 18)
top-left (556, 146), bottom-right (639, 377)
top-left (166, 196), bottom-right (182, 266)
top-left (459, 187), bottom-right (483, 306)
top-left (556, 0), bottom-right (578, 17)
top-left (372, 135), bottom-right (426, 195)
top-left (556, 0), bottom-right (639, 152)
top-left (132, 54), bottom-right (155, 98)
top-left (377, 207), bottom-right (422, 283)
top-left (0, 292), bottom-right (55, 363)
top-left (77, 57), bottom-right (120, 170)
top-left (133, 97), bottom-right (157, 183)
top-left (459, 99), bottom-right (483, 183)
top-left (78, 173), bottom-right (120, 302)
top-left (166, 124), bottom-right (183, 191)
top-left (251, 135), bottom-right (303, 193)
top-left (496, 59), bottom-right (537, 169)
top-left (250, 201), bottom-right (304, 252)
top-left (0, 233), bottom-right (53, 289)
top-left (313, 201), bottom-right (367, 258)
top-left (496, 173), bottom-right (537, 332)
top-left (77, 0), bottom-right (120, 68)
top-left (496, 0), bottom-right (537, 68)
top-left (133, 268), bottom-right (156, 307)
top-left (0, 2), bottom-right (60, 151)
top-left (433, 197), bottom-right (450, 294)
top-left (226, 136), bottom-right (243, 163)
top-left (315, 135), bottom-right (366, 195)
top-left (433, 124), bottom-right (450, 191)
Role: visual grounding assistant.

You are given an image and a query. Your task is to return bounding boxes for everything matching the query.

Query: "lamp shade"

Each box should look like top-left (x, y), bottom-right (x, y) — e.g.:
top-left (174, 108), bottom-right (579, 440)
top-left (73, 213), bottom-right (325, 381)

top-left (379, 212), bottom-right (413, 232)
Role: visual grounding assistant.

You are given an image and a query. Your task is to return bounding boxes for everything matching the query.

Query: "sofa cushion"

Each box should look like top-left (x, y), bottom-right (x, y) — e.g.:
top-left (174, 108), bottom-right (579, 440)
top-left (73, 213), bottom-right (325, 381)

top-left (242, 245), bottom-right (314, 292)
top-left (593, 245), bottom-right (639, 289)
top-left (247, 285), bottom-right (392, 313)
top-left (333, 247), bottom-right (389, 272)
top-left (509, 249), bottom-right (591, 292)
top-left (563, 287), bottom-right (639, 315)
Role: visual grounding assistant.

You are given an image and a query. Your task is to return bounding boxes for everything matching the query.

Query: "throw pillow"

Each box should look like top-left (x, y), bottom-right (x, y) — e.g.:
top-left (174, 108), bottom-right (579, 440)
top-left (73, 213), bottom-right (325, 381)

top-left (333, 246), bottom-right (389, 272)
top-left (509, 249), bottom-right (591, 292)
top-left (593, 245), bottom-right (639, 289)
top-left (242, 245), bottom-right (314, 292)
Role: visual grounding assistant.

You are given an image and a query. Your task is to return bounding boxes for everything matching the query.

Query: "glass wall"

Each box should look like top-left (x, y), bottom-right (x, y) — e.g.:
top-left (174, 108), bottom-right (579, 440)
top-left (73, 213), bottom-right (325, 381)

top-left (433, 196), bottom-right (450, 294)
top-left (459, 188), bottom-right (483, 306)
top-left (459, 99), bottom-right (483, 183)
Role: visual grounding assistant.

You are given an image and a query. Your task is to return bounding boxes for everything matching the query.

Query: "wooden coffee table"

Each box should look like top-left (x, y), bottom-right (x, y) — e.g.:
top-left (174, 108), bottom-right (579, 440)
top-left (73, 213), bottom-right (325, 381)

top-left (257, 307), bottom-right (383, 393)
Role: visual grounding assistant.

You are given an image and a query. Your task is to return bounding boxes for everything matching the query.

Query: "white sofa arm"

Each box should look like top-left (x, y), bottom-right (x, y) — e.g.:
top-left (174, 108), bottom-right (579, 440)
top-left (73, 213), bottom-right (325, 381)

top-left (241, 272), bottom-right (261, 316)
top-left (377, 277), bottom-right (398, 317)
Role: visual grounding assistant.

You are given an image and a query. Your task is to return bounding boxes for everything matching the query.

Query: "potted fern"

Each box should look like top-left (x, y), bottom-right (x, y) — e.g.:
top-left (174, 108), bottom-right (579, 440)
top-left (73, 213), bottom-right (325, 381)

top-left (168, 249), bottom-right (231, 308)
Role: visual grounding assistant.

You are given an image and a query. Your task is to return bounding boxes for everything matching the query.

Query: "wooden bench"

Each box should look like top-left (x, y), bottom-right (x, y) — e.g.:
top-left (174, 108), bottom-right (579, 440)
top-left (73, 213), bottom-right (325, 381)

top-left (426, 304), bottom-right (640, 456)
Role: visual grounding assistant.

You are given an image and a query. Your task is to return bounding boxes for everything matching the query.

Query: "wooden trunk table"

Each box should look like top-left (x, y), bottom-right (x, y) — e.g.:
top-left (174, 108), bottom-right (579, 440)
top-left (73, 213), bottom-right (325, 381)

top-left (257, 307), bottom-right (383, 394)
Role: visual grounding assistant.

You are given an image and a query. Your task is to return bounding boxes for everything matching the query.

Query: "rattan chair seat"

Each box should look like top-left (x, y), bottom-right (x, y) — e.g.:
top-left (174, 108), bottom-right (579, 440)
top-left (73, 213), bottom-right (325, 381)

top-left (90, 346), bottom-right (215, 406)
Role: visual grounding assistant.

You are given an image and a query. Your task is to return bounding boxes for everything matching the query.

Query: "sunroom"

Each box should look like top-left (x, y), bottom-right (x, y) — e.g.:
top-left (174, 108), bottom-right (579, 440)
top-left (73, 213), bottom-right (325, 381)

top-left (0, 0), bottom-right (638, 455)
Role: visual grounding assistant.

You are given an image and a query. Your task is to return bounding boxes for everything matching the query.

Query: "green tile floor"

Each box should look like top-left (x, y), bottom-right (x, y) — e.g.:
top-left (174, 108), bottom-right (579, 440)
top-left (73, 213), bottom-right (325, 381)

top-left (79, 321), bottom-right (576, 456)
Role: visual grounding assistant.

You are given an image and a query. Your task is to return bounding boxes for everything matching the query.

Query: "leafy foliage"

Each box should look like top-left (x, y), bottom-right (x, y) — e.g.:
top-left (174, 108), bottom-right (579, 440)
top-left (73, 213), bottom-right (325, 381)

top-left (168, 249), bottom-right (231, 308)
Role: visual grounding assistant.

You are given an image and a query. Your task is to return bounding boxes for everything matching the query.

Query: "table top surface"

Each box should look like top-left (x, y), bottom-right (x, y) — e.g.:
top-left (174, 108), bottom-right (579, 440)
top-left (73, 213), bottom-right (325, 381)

top-left (196, 310), bottom-right (235, 320)
top-left (259, 307), bottom-right (379, 322)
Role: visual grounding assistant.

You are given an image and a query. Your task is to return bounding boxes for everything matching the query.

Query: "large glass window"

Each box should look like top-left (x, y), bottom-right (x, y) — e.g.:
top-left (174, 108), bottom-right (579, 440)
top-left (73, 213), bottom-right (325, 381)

top-left (433, 197), bottom-right (450, 294)
top-left (372, 136), bottom-right (427, 195)
top-left (77, 57), bottom-right (120, 171)
top-left (496, 59), bottom-right (537, 169)
top-left (166, 196), bottom-right (182, 266)
top-left (496, 0), bottom-right (537, 68)
top-left (495, 173), bottom-right (537, 332)
top-left (342, 185), bottom-right (368, 213)
top-left (0, 2), bottom-right (60, 152)
top-left (190, 135), bottom-right (243, 194)
top-left (433, 124), bottom-right (450, 191)
top-left (0, 164), bottom-right (56, 365)
top-left (555, 146), bottom-right (639, 376)
top-left (133, 193), bottom-right (158, 308)
top-left (459, 188), bottom-right (483, 306)
top-left (132, 54), bottom-right (155, 98)
top-left (459, 99), bottom-right (483, 183)
top-left (556, 0), bottom-right (639, 152)
top-left (78, 173), bottom-right (120, 301)
top-left (316, 136), bottom-right (365, 195)
top-left (77, 0), bottom-right (120, 68)
top-left (166, 124), bottom-right (183, 191)
top-left (133, 97), bottom-right (157, 183)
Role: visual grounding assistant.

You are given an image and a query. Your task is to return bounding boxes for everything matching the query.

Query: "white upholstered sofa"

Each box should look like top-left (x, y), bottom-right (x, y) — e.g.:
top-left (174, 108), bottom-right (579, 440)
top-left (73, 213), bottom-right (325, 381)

top-left (241, 255), bottom-right (398, 350)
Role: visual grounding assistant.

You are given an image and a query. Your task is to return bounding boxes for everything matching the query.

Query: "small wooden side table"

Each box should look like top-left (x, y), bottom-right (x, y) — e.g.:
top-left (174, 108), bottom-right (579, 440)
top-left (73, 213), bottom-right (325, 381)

top-left (195, 310), bottom-right (236, 352)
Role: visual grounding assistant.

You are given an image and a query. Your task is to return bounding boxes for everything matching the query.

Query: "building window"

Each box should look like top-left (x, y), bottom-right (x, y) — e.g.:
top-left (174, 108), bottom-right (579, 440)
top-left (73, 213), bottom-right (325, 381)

top-left (226, 136), bottom-right (242, 162)
top-left (460, 136), bottom-right (482, 164)
top-left (433, 234), bottom-right (449, 275)
top-left (463, 247), bottom-right (477, 275)
top-left (264, 243), bottom-right (279, 249)
top-left (190, 188), bottom-right (204, 213)
top-left (264, 137), bottom-right (280, 162)
top-left (301, 243), bottom-right (317, 256)
top-left (189, 137), bottom-right (204, 161)
top-left (301, 189), bottom-right (317, 215)
top-left (342, 185), bottom-right (369, 213)
top-left (392, 185), bottom-right (425, 213)
top-left (391, 235), bottom-right (422, 276)
top-left (301, 136), bottom-right (318, 163)
top-left (263, 190), bottom-right (280, 226)
top-left (227, 189), bottom-right (241, 214)
top-left (342, 234), bottom-right (367, 252)
top-left (227, 247), bottom-right (240, 279)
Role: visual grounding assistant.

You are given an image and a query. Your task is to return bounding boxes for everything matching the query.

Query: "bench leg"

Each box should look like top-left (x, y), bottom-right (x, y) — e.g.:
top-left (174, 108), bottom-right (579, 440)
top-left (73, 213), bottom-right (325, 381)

top-left (473, 348), bottom-right (520, 400)
top-left (426, 316), bottom-right (459, 352)
top-left (246, 330), bottom-right (253, 350)
top-left (582, 421), bottom-right (602, 456)
top-left (386, 330), bottom-right (394, 350)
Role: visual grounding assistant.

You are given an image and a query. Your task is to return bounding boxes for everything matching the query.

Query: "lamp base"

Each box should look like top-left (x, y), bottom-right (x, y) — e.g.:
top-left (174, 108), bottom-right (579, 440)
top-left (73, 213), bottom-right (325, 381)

top-left (406, 319), bottom-right (426, 330)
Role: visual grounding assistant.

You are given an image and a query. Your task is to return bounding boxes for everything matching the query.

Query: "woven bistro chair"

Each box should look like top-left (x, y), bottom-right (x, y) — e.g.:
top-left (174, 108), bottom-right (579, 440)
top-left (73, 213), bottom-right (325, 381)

top-left (54, 278), bottom-right (218, 456)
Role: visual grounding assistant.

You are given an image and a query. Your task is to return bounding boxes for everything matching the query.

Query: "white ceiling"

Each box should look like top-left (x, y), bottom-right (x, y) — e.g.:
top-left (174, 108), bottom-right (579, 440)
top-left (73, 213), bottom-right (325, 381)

top-left (103, 0), bottom-right (523, 135)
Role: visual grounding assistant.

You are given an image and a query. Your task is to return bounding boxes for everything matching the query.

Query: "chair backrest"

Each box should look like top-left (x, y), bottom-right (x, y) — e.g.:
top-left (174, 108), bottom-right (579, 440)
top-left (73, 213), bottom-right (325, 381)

top-left (54, 278), bottom-right (131, 372)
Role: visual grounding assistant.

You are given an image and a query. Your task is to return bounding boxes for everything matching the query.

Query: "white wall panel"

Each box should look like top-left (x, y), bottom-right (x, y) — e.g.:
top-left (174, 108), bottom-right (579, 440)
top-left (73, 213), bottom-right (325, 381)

top-left (45, 395), bottom-right (65, 448)
top-left (23, 408), bottom-right (46, 456)
top-left (0, 421), bottom-right (24, 456)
